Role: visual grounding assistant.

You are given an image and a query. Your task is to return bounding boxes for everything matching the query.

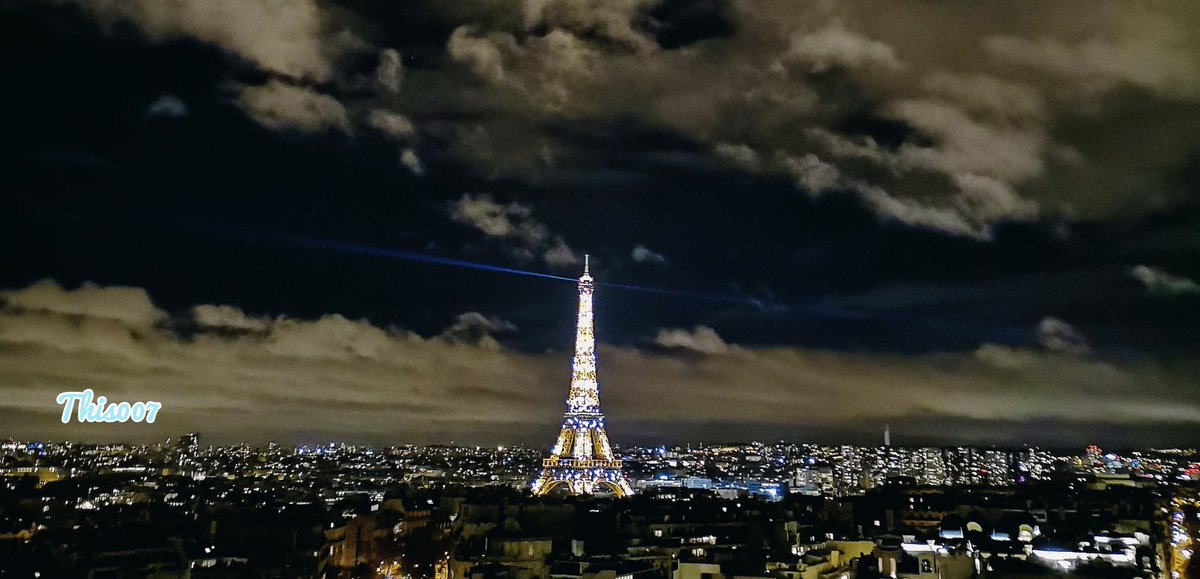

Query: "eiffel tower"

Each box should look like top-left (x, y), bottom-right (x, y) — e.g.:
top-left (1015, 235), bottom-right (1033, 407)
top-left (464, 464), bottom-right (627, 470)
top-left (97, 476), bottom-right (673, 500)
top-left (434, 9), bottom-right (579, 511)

top-left (531, 256), bottom-right (634, 498)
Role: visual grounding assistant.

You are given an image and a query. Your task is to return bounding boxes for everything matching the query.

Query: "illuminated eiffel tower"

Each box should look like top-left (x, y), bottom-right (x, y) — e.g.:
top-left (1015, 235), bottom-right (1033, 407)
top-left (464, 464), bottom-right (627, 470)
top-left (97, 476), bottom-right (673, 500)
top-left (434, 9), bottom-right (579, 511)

top-left (531, 256), bottom-right (634, 498)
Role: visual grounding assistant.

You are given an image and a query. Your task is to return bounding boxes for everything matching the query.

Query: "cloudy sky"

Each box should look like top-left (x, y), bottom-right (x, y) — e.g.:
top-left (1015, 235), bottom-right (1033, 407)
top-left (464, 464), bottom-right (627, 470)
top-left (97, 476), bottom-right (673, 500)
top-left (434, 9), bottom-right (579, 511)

top-left (2, 0), bottom-right (1199, 448)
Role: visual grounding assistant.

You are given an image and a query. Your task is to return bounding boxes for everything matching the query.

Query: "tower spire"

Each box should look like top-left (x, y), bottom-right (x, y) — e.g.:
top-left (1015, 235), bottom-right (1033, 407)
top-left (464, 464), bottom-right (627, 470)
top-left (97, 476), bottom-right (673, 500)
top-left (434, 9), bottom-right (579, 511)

top-left (530, 256), bottom-right (633, 498)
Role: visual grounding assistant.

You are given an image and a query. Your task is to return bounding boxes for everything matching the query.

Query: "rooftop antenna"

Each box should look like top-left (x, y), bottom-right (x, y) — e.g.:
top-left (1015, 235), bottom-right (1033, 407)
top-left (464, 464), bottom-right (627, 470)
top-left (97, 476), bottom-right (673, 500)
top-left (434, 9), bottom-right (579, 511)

top-left (584, 253), bottom-right (590, 276)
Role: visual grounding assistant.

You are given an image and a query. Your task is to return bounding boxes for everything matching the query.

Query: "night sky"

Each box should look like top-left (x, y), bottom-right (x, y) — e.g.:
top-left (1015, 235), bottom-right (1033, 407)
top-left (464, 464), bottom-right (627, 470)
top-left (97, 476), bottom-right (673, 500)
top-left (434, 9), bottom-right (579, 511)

top-left (2, 0), bottom-right (1199, 448)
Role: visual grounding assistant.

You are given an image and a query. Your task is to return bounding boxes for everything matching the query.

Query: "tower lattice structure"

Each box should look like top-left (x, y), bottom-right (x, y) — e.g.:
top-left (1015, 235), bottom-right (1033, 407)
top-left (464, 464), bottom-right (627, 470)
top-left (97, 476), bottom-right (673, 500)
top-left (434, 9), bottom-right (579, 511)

top-left (531, 256), bottom-right (634, 498)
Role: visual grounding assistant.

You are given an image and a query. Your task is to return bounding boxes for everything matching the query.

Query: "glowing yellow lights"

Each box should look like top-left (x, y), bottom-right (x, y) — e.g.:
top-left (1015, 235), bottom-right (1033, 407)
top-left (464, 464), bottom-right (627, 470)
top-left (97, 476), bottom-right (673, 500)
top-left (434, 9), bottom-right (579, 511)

top-left (377, 558), bottom-right (404, 579)
top-left (531, 260), bottom-right (633, 498)
top-left (1169, 493), bottom-right (1200, 579)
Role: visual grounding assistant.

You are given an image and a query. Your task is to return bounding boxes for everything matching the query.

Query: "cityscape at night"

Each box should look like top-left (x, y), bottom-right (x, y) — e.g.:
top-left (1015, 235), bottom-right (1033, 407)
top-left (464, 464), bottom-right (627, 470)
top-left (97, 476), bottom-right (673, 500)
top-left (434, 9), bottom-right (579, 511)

top-left (3, 434), bottom-right (1200, 577)
top-left (4, 0), bottom-right (1200, 576)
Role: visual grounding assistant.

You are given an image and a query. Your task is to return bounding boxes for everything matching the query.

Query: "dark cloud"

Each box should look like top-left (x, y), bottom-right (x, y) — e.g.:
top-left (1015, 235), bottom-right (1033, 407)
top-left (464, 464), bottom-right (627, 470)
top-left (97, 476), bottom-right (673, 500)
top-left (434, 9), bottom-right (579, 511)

top-left (3, 0), bottom-right (1200, 446)
top-left (640, 0), bottom-right (734, 50)
top-left (32, 1), bottom-right (1200, 236)
top-left (46, 0), bottom-right (1200, 236)
top-left (439, 312), bottom-right (517, 348)
top-left (145, 94), bottom-right (189, 118)
top-left (422, 0), bottom-right (1200, 236)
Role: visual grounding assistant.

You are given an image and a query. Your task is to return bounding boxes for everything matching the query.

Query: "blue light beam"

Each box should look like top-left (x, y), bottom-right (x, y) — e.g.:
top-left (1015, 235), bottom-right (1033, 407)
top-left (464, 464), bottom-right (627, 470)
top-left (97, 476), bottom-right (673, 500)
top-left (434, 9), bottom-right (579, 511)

top-left (197, 223), bottom-right (577, 282)
top-left (191, 221), bottom-right (862, 315)
top-left (598, 282), bottom-right (766, 307)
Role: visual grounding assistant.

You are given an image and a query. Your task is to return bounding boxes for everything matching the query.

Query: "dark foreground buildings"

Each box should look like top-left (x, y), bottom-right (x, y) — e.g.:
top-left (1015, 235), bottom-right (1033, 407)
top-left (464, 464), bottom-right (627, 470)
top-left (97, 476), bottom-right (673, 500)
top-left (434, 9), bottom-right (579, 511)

top-left (2, 437), bottom-right (1199, 578)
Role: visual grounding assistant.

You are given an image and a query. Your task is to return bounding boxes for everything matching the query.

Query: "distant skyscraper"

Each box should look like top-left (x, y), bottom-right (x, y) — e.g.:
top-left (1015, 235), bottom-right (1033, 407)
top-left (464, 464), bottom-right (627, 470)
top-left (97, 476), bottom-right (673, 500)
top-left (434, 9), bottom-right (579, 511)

top-left (176, 432), bottom-right (200, 474)
top-left (531, 257), bottom-right (634, 497)
top-left (178, 432), bottom-right (199, 451)
top-left (915, 447), bottom-right (947, 486)
top-left (884, 424), bottom-right (891, 447)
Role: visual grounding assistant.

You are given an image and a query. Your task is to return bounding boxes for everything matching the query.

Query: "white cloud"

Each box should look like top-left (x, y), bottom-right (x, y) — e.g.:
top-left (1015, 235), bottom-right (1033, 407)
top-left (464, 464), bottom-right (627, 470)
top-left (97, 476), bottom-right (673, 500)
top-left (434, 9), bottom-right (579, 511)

top-left (447, 26), bottom-right (599, 114)
top-left (776, 152), bottom-right (993, 238)
top-left (852, 183), bottom-right (981, 238)
top-left (448, 26), bottom-right (510, 84)
top-left (631, 244), bottom-right (667, 264)
top-left (517, 0), bottom-right (658, 53)
top-left (542, 237), bottom-right (580, 266)
top-left (375, 48), bottom-right (404, 93)
top-left (48, 0), bottom-right (387, 135)
top-left (973, 343), bottom-right (1039, 371)
top-left (653, 325), bottom-right (730, 355)
top-left (951, 173), bottom-right (1039, 223)
top-left (0, 280), bottom-right (162, 327)
top-left (451, 194), bottom-right (577, 266)
top-left (264, 314), bottom-right (392, 360)
top-left (452, 194), bottom-right (537, 240)
top-left (889, 99), bottom-right (1047, 184)
top-left (782, 21), bottom-right (903, 73)
top-left (1037, 317), bottom-right (1091, 356)
top-left (443, 312), bottom-right (516, 335)
top-left (781, 153), bottom-right (842, 195)
top-left (400, 148), bottom-right (424, 176)
top-left (984, 33), bottom-right (1200, 102)
top-left (235, 80), bottom-right (350, 133)
top-left (365, 109), bottom-right (415, 140)
top-left (50, 0), bottom-right (349, 81)
top-left (1129, 265), bottom-right (1200, 297)
top-left (191, 304), bottom-right (270, 332)
top-left (920, 73), bottom-right (1045, 121)
top-left (781, 98), bottom-right (1048, 237)
top-left (439, 312), bottom-right (516, 350)
top-left (804, 128), bottom-right (887, 164)
top-left (712, 143), bottom-right (762, 171)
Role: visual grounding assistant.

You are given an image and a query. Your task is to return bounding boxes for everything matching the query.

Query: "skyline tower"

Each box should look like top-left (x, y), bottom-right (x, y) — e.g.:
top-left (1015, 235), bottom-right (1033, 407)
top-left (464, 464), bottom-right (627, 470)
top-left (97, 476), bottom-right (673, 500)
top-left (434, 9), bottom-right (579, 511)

top-left (531, 256), bottom-right (634, 498)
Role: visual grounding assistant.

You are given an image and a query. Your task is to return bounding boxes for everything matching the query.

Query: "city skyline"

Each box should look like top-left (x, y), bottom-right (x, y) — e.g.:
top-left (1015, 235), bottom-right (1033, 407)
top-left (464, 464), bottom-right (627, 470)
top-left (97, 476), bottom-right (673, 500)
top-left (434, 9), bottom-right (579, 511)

top-left (3, 1), bottom-right (1200, 448)
top-left (1, 430), bottom-right (1190, 577)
